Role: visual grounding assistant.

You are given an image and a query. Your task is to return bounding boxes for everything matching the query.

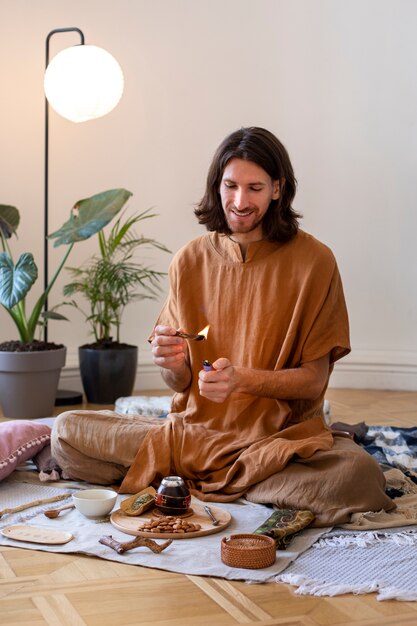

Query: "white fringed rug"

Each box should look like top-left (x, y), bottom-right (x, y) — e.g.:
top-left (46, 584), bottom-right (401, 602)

top-left (276, 526), bottom-right (417, 601)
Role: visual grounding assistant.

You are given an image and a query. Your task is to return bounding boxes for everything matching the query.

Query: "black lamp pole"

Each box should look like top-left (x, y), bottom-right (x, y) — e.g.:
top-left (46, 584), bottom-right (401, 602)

top-left (44, 28), bottom-right (84, 342)
top-left (44, 28), bottom-right (85, 405)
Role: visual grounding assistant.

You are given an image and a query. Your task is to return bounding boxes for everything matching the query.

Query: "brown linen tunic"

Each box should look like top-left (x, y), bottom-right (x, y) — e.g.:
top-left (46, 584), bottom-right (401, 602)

top-left (120, 231), bottom-right (353, 499)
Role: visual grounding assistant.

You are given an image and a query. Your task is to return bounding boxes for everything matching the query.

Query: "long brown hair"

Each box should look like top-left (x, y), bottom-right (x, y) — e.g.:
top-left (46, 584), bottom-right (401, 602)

top-left (194, 127), bottom-right (301, 242)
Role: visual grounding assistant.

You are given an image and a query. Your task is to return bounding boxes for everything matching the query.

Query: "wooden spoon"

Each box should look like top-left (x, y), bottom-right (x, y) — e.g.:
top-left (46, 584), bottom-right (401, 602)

top-left (44, 504), bottom-right (75, 518)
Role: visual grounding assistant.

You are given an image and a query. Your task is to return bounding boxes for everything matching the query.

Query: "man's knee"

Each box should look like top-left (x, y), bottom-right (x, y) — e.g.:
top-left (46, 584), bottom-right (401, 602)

top-left (52, 410), bottom-right (75, 437)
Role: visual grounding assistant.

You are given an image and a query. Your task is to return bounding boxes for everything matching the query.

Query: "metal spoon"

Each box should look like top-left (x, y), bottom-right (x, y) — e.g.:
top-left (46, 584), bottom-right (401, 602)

top-left (204, 505), bottom-right (219, 526)
top-left (44, 503), bottom-right (75, 518)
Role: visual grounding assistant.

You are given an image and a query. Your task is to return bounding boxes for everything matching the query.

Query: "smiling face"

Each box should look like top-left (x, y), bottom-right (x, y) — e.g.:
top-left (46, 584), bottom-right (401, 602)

top-left (219, 158), bottom-right (280, 245)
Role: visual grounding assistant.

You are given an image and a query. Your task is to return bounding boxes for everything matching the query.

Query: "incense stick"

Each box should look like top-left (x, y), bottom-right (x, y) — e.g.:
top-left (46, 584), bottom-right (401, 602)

top-left (0, 493), bottom-right (72, 518)
top-left (175, 331), bottom-right (206, 341)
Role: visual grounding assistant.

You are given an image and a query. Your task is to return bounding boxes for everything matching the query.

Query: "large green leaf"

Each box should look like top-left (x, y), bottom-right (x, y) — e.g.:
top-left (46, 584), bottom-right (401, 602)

top-left (0, 205), bottom-right (20, 239)
top-left (48, 189), bottom-right (133, 248)
top-left (0, 252), bottom-right (38, 308)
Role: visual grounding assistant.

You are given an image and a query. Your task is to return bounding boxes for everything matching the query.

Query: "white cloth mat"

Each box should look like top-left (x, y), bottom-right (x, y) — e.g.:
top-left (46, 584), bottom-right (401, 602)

top-left (0, 478), bottom-right (326, 582)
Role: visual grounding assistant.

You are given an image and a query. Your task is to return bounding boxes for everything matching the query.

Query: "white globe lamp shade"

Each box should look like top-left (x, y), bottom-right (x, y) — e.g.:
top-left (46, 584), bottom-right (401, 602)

top-left (44, 44), bottom-right (124, 123)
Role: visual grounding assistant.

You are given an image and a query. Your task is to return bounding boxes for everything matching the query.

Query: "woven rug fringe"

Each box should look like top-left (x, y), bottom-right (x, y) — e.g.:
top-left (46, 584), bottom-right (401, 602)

top-left (277, 572), bottom-right (417, 602)
top-left (313, 530), bottom-right (417, 549)
top-left (276, 573), bottom-right (380, 597)
top-left (275, 572), bottom-right (417, 602)
top-left (376, 587), bottom-right (417, 601)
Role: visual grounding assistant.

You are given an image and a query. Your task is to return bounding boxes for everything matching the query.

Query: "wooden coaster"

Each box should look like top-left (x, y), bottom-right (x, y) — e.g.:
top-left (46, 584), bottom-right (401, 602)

top-left (152, 507), bottom-right (194, 519)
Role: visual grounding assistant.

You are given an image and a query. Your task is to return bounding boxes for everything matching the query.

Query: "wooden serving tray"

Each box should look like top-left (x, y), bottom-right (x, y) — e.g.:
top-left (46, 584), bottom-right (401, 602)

top-left (1, 524), bottom-right (73, 545)
top-left (110, 501), bottom-right (231, 539)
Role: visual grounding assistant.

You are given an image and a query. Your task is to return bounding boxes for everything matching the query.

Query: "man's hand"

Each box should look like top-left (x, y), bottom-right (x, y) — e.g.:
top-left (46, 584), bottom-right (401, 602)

top-left (151, 325), bottom-right (192, 392)
top-left (151, 325), bottom-right (188, 371)
top-left (198, 353), bottom-right (331, 403)
top-left (198, 358), bottom-right (236, 403)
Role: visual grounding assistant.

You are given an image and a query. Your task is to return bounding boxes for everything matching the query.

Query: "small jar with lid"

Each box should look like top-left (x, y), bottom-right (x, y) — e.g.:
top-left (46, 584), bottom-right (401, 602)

top-left (155, 476), bottom-right (191, 515)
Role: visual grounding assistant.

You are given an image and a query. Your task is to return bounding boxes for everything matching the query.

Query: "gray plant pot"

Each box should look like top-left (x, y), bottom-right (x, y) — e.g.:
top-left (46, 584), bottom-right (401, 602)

top-left (79, 345), bottom-right (138, 404)
top-left (0, 347), bottom-right (66, 419)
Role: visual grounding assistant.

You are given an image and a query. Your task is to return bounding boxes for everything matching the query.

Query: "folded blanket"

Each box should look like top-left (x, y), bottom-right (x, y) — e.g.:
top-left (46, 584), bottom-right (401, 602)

top-left (340, 468), bottom-right (417, 530)
top-left (331, 421), bottom-right (368, 443)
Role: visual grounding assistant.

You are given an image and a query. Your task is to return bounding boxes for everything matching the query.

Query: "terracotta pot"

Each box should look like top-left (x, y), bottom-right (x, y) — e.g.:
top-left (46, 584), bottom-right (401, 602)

top-left (0, 347), bottom-right (66, 419)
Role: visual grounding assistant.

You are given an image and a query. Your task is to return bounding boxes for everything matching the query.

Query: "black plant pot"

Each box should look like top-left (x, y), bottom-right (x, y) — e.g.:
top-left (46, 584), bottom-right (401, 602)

top-left (79, 344), bottom-right (138, 404)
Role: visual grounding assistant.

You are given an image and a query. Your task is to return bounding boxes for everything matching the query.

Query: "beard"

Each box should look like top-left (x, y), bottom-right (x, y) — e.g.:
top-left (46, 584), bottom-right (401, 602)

top-left (225, 209), bottom-right (264, 235)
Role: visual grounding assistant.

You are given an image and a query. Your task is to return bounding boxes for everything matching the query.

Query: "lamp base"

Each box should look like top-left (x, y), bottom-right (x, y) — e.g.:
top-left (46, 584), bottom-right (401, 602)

top-left (55, 389), bottom-right (83, 406)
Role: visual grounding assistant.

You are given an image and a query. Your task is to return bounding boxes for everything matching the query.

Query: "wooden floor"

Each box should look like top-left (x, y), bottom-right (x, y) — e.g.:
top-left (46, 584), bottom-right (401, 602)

top-left (1, 388), bottom-right (417, 626)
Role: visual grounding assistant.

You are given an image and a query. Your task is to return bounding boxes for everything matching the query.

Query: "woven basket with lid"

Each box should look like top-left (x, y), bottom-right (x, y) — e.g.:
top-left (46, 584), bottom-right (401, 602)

top-left (221, 534), bottom-right (276, 569)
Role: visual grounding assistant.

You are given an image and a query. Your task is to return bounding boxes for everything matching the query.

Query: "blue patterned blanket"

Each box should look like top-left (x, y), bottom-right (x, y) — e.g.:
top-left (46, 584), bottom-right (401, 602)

top-left (362, 425), bottom-right (417, 484)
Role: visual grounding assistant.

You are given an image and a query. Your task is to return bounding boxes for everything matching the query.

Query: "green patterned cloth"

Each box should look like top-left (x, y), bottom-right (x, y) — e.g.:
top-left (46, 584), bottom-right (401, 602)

top-left (253, 508), bottom-right (315, 549)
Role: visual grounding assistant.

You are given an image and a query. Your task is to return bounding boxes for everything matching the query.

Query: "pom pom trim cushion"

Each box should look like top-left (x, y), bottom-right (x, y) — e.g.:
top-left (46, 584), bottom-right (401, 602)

top-left (0, 420), bottom-right (52, 481)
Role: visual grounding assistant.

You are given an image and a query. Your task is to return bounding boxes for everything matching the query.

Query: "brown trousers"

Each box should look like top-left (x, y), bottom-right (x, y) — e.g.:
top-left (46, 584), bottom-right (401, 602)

top-left (51, 410), bottom-right (394, 527)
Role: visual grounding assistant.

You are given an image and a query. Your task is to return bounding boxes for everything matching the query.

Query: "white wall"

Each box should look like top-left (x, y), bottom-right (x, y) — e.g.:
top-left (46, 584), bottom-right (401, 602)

top-left (1, 0), bottom-right (417, 391)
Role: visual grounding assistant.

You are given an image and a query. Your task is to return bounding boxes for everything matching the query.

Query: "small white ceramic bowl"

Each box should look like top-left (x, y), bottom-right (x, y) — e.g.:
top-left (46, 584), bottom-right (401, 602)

top-left (72, 489), bottom-right (118, 518)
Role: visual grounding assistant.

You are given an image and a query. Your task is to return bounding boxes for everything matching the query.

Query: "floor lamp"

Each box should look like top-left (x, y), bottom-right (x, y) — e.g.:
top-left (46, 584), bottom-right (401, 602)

top-left (44, 27), bottom-right (124, 405)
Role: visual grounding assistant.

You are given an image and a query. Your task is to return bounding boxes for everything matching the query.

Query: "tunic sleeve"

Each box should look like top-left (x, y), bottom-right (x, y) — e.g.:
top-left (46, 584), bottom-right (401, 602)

top-left (300, 263), bottom-right (350, 365)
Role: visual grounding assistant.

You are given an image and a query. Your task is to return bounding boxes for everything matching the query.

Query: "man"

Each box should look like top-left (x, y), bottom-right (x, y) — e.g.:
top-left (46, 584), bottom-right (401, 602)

top-left (52, 127), bottom-right (394, 526)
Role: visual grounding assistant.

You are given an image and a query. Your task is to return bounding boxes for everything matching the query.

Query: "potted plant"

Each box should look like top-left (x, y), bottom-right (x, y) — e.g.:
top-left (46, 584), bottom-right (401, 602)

top-left (0, 188), bottom-right (132, 419)
top-left (63, 208), bottom-right (170, 403)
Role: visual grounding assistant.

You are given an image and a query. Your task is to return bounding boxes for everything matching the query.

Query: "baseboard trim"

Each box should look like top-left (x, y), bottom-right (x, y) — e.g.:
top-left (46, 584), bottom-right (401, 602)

top-left (331, 353), bottom-right (417, 391)
top-left (59, 361), bottom-right (171, 394)
top-left (60, 350), bottom-right (417, 394)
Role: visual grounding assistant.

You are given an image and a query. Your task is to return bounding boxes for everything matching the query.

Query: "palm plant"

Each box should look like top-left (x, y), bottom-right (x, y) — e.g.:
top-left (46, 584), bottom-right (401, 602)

top-left (63, 209), bottom-right (170, 344)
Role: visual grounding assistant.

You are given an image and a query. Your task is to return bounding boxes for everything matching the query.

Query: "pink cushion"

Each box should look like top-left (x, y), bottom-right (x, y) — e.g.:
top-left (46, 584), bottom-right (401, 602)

top-left (0, 421), bottom-right (51, 481)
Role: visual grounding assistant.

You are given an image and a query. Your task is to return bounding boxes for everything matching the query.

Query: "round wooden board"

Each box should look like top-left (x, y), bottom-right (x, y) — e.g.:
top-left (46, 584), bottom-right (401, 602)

top-left (110, 501), bottom-right (231, 539)
top-left (1, 524), bottom-right (73, 545)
